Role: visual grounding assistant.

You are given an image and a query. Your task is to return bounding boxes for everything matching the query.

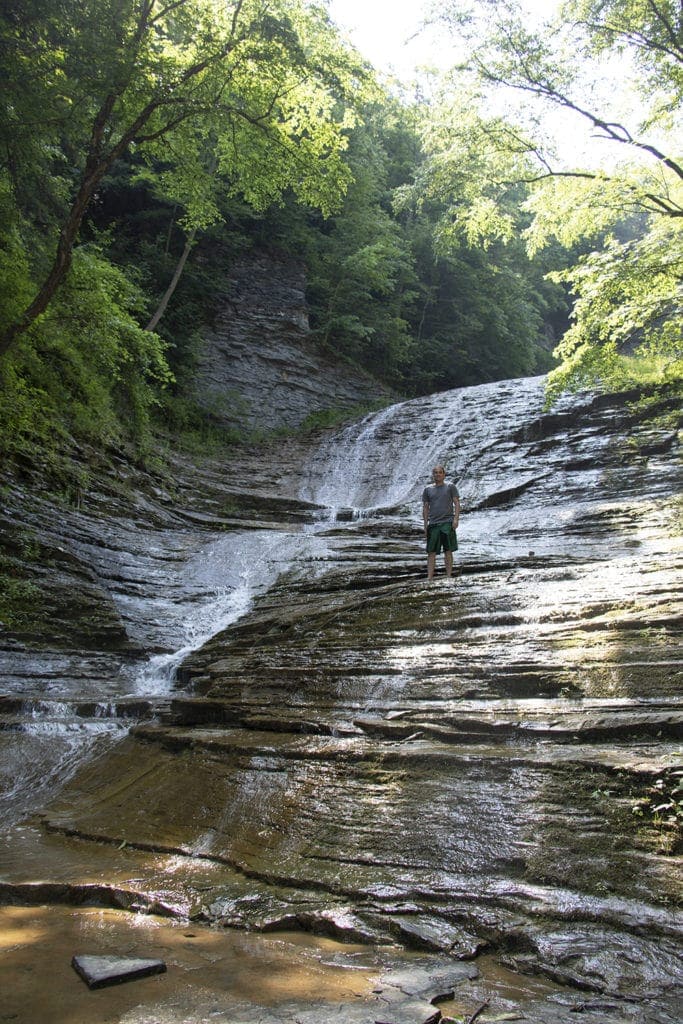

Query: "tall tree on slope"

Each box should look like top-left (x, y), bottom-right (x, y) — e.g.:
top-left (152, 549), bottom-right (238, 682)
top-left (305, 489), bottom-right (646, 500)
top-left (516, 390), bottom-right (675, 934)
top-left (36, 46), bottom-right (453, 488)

top-left (0, 0), bottom-right (371, 356)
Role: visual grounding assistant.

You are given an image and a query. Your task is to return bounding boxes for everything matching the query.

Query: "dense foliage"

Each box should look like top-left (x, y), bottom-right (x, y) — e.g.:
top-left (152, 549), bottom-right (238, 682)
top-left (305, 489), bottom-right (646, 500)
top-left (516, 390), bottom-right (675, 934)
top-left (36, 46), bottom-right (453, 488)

top-left (0, 0), bottom-right (679, 469)
top-left (0, 0), bottom-right (372, 459)
top-left (435, 0), bottom-right (682, 401)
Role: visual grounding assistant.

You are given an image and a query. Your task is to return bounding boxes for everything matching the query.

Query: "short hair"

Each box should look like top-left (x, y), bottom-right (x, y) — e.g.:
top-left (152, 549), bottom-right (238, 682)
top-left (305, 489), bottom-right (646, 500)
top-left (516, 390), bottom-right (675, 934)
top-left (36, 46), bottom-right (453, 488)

top-left (432, 464), bottom-right (446, 473)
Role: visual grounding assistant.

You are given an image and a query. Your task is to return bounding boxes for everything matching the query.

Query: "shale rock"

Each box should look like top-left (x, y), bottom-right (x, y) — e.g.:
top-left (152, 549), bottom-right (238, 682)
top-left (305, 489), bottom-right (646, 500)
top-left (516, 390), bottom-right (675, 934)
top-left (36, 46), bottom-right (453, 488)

top-left (193, 249), bottom-right (392, 429)
top-left (1, 376), bottom-right (681, 1024)
top-left (71, 953), bottom-right (167, 989)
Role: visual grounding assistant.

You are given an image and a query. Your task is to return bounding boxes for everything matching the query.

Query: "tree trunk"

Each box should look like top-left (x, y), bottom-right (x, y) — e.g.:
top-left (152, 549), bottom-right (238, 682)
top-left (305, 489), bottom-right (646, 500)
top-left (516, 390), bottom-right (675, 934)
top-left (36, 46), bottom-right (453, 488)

top-left (0, 170), bottom-right (104, 359)
top-left (164, 206), bottom-right (178, 256)
top-left (146, 226), bottom-right (198, 332)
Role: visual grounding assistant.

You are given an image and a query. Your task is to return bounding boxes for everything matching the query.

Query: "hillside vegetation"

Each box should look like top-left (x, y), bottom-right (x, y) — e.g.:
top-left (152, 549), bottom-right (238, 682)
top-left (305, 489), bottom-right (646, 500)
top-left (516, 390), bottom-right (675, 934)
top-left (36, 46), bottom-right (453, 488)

top-left (1, 0), bottom-right (680, 472)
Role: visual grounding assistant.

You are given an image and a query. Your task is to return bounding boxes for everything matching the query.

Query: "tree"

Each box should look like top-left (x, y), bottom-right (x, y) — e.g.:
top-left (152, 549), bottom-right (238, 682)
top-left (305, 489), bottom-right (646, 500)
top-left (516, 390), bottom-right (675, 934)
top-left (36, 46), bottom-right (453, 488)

top-left (392, 87), bottom-right (554, 387)
top-left (431, 0), bottom-right (682, 397)
top-left (436, 0), bottom-right (683, 204)
top-left (0, 0), bottom-right (371, 356)
top-left (567, 0), bottom-right (683, 113)
top-left (303, 103), bottom-right (420, 383)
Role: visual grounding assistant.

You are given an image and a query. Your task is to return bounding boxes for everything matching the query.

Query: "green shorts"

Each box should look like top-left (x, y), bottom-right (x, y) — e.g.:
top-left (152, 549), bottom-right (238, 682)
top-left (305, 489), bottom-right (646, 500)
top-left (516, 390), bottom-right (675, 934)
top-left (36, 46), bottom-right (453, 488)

top-left (426, 522), bottom-right (458, 553)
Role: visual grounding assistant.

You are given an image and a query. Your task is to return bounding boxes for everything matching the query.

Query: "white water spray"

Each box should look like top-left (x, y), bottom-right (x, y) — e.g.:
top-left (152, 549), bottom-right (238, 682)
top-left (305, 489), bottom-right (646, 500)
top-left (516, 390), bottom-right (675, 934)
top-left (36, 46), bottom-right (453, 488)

top-left (125, 527), bottom-right (330, 695)
top-left (1, 376), bottom-right (550, 826)
top-left (299, 377), bottom-right (547, 513)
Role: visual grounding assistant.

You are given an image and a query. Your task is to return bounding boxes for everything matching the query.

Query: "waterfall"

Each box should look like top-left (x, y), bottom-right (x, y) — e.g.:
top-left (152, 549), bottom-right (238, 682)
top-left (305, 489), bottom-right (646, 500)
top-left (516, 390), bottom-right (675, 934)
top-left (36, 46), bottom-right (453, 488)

top-left (4, 372), bottom-right (680, 1019)
top-left (122, 528), bottom-right (330, 695)
top-left (0, 374), bottom-right (555, 827)
top-left (299, 376), bottom-right (547, 513)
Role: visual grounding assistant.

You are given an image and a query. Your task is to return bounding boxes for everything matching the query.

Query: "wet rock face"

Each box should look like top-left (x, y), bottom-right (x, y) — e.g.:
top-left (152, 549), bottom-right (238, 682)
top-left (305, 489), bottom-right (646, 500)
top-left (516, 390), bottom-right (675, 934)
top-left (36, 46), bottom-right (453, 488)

top-left (1, 377), bottom-right (681, 1023)
top-left (0, 442), bottom-right (326, 827)
top-left (192, 249), bottom-right (392, 429)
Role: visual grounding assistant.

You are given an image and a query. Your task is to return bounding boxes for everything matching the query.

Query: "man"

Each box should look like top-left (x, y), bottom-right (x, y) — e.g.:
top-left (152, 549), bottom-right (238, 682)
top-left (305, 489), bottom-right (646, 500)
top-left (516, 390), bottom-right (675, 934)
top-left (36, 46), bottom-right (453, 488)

top-left (422, 464), bottom-right (460, 580)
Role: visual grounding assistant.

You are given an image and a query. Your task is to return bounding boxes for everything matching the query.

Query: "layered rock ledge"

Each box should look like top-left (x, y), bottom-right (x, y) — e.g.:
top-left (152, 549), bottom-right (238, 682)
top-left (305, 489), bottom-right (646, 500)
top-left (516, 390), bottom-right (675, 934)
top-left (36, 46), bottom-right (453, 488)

top-left (0, 377), bottom-right (681, 1024)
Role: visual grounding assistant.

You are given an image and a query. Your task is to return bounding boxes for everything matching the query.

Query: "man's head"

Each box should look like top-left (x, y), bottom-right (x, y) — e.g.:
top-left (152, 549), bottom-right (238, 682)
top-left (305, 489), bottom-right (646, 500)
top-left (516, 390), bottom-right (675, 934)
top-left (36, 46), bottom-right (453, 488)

top-left (432, 465), bottom-right (446, 483)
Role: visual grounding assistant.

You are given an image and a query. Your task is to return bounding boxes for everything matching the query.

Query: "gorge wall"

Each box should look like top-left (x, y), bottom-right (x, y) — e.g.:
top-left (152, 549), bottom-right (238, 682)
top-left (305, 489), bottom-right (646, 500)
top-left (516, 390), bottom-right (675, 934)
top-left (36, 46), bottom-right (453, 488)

top-left (193, 249), bottom-right (392, 430)
top-left (0, 375), bottom-right (681, 1024)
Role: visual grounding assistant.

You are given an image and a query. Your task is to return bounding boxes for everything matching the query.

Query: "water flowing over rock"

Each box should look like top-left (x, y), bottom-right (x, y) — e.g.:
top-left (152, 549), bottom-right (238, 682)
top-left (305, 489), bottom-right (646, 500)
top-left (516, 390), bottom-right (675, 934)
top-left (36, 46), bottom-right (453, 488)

top-left (0, 376), bottom-right (681, 1024)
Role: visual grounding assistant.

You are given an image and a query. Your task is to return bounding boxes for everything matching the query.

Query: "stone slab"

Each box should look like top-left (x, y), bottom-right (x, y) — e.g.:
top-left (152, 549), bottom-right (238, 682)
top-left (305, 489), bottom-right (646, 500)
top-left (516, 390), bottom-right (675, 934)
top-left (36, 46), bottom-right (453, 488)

top-left (71, 953), bottom-right (166, 989)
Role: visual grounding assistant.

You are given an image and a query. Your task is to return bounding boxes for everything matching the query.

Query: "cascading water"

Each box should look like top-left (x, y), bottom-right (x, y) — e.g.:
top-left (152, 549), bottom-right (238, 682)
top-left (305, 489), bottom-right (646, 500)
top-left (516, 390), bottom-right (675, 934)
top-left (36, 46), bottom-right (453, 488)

top-left (299, 376), bottom-right (547, 513)
top-left (0, 716), bottom-right (127, 826)
top-left (2, 374), bottom-right (681, 1023)
top-left (0, 375), bottom-right (617, 830)
top-left (120, 528), bottom-right (330, 695)
top-left (123, 382), bottom-right (551, 698)
top-left (1, 516), bottom-right (333, 826)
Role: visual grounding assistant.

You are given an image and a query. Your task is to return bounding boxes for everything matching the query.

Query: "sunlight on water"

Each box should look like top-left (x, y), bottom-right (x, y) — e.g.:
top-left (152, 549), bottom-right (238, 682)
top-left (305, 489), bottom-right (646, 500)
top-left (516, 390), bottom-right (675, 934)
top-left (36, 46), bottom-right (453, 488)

top-left (0, 376), bottom-right (572, 827)
top-left (0, 721), bottom-right (126, 827)
top-left (125, 528), bottom-right (330, 695)
top-left (300, 377), bottom-right (547, 512)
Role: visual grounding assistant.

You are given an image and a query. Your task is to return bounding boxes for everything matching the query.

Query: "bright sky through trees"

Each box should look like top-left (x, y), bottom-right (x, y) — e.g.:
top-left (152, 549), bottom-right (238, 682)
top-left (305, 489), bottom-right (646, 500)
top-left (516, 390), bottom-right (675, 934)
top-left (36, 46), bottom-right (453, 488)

top-left (325, 0), bottom-right (636, 169)
top-left (326, 0), bottom-right (559, 78)
top-left (326, 0), bottom-right (450, 77)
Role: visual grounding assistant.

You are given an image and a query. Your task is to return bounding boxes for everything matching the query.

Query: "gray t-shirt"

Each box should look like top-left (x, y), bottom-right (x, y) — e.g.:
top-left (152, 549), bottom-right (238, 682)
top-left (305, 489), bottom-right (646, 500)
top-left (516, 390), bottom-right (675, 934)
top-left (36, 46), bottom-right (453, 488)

top-left (422, 482), bottom-right (459, 525)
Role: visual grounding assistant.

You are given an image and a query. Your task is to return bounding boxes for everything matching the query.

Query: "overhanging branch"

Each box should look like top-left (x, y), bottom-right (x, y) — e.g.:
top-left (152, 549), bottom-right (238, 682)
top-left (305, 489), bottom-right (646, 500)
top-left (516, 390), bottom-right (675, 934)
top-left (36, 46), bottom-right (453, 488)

top-left (471, 53), bottom-right (683, 187)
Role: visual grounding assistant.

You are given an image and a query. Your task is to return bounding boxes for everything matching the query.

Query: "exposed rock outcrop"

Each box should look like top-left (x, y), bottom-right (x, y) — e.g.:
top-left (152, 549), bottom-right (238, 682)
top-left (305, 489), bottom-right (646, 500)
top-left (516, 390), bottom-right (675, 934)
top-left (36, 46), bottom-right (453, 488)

top-left (193, 249), bottom-right (392, 429)
top-left (0, 376), bottom-right (681, 1024)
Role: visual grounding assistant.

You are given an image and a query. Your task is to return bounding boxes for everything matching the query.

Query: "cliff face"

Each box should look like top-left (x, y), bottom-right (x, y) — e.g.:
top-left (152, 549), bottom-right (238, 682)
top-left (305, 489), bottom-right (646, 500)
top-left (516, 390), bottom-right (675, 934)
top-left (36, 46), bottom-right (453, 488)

top-left (193, 250), bottom-right (392, 430)
top-left (0, 378), bottom-right (681, 1024)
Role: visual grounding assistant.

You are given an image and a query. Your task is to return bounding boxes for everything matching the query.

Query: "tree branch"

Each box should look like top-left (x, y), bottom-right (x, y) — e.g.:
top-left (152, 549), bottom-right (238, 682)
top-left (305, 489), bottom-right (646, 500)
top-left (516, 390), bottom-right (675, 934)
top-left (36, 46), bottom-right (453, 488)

top-left (466, 998), bottom-right (491, 1024)
top-left (513, 166), bottom-right (683, 216)
top-left (576, 2), bottom-right (683, 64)
top-left (471, 54), bottom-right (683, 185)
top-left (146, 225), bottom-right (197, 331)
top-left (149, 0), bottom-right (190, 26)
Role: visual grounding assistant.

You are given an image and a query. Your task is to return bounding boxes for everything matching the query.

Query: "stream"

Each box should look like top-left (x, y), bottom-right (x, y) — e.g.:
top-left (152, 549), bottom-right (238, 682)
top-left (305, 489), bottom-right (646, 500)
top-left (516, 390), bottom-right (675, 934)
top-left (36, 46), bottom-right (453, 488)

top-left (0, 375), bottom-right (681, 1024)
top-left (1, 376), bottom-right (550, 826)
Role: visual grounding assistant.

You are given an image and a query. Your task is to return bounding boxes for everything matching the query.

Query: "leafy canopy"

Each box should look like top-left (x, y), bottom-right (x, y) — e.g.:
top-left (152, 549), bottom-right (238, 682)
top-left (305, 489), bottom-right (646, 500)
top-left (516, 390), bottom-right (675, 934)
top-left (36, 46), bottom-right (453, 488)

top-left (0, 0), bottom-right (376, 459)
top-left (0, 0), bottom-right (374, 353)
top-left (429, 0), bottom-right (682, 400)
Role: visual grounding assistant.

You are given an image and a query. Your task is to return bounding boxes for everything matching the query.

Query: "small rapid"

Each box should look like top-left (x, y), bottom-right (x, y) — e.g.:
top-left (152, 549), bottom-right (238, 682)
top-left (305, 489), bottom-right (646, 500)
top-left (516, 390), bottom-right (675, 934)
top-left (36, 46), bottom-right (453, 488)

top-left (119, 528), bottom-right (331, 695)
top-left (299, 376), bottom-right (547, 512)
top-left (0, 519), bottom-right (332, 826)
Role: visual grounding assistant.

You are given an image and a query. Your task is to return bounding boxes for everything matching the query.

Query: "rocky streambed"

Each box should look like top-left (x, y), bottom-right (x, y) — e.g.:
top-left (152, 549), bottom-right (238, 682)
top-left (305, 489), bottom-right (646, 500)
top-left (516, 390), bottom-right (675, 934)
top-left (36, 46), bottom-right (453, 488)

top-left (0, 376), bottom-right (681, 1024)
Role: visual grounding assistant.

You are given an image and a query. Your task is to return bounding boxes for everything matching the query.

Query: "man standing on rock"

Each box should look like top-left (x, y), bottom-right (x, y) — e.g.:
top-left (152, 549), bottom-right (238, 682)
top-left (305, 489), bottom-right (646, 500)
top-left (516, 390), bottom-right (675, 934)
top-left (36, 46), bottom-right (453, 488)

top-left (422, 465), bottom-right (460, 580)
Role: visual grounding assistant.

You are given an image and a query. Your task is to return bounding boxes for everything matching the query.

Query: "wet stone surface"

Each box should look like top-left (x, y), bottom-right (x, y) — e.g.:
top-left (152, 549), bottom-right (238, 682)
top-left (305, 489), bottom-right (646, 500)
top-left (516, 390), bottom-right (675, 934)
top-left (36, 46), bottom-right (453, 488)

top-left (71, 952), bottom-right (167, 988)
top-left (0, 377), bottom-right (681, 1022)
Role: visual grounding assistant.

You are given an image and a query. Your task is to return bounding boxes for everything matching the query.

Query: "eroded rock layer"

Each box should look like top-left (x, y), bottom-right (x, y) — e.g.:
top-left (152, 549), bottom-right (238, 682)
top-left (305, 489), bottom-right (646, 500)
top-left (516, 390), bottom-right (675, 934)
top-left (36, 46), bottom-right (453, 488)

top-left (1, 377), bottom-right (681, 1024)
top-left (193, 249), bottom-right (392, 429)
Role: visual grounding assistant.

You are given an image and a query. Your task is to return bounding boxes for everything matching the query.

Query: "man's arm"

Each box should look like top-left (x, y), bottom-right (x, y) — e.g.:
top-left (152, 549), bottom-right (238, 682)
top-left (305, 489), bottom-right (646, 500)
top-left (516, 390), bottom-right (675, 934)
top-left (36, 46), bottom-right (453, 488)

top-left (423, 499), bottom-right (430, 535)
top-left (452, 490), bottom-right (460, 529)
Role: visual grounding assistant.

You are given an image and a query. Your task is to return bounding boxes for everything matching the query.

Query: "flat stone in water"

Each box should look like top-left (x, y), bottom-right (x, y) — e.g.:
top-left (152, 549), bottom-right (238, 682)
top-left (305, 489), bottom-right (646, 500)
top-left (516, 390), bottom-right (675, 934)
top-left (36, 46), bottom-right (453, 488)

top-left (71, 953), bottom-right (166, 989)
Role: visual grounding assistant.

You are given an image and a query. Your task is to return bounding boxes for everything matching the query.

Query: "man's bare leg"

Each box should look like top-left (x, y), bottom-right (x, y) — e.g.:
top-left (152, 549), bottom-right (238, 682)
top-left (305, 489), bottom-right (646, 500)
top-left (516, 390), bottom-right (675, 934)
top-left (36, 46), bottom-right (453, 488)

top-left (427, 552), bottom-right (436, 580)
top-left (445, 550), bottom-right (453, 577)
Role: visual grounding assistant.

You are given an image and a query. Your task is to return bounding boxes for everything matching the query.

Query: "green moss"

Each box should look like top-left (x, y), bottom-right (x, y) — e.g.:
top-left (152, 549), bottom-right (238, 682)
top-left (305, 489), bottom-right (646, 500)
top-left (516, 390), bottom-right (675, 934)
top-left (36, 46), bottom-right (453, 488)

top-left (0, 572), bottom-right (43, 628)
top-left (627, 769), bottom-right (683, 856)
top-left (524, 765), bottom-right (682, 904)
top-left (297, 399), bottom-right (391, 435)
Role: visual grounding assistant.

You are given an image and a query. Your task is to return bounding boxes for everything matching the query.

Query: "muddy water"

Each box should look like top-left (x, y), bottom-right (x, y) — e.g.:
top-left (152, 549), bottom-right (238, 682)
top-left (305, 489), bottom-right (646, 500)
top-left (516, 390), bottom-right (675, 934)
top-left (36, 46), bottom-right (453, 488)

top-left (0, 905), bottom-right (376, 1022)
top-left (1, 905), bottom-right (569, 1024)
top-left (1, 377), bottom-right (681, 1023)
